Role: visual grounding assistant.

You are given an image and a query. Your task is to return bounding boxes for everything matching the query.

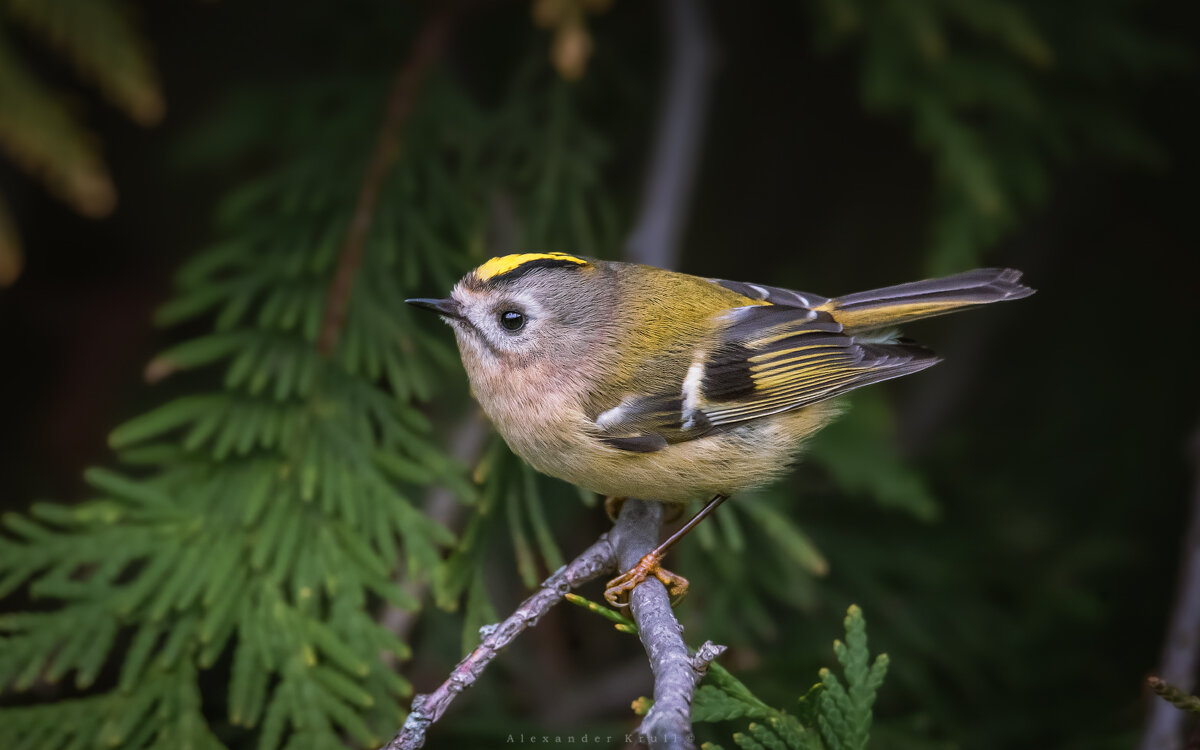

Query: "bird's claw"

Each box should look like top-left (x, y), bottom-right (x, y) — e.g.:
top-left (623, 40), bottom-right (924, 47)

top-left (604, 551), bottom-right (689, 608)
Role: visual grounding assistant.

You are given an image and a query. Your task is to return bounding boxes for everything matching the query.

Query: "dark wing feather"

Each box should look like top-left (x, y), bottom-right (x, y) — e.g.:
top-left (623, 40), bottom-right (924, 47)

top-left (591, 297), bottom-right (939, 451)
top-left (709, 278), bottom-right (830, 309)
top-left (600, 434), bottom-right (669, 452)
top-left (698, 305), bottom-right (938, 427)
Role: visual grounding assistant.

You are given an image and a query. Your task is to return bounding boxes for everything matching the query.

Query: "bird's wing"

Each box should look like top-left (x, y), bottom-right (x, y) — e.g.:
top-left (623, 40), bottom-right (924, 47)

top-left (706, 277), bottom-right (831, 309)
top-left (696, 304), bottom-right (938, 427)
top-left (590, 299), bottom-right (939, 452)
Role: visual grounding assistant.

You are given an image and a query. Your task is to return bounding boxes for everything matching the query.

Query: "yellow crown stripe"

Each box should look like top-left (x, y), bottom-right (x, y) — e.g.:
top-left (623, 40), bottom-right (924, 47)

top-left (473, 252), bottom-right (589, 281)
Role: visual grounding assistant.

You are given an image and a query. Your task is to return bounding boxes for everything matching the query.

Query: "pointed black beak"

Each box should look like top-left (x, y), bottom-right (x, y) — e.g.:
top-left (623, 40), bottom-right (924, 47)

top-left (405, 297), bottom-right (463, 320)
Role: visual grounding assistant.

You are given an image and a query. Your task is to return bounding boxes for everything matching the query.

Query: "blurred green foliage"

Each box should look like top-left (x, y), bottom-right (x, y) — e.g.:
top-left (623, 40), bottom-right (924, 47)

top-left (808, 0), bottom-right (1188, 275)
top-left (0, 0), bottom-right (163, 284)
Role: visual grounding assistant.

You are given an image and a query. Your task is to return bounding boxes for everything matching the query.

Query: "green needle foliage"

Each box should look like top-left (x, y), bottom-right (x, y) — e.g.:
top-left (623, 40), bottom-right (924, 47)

top-left (694, 606), bottom-right (885, 750)
top-left (815, 606), bottom-right (889, 750)
top-left (0, 28), bottom-right (618, 745)
top-left (0, 72), bottom-right (473, 748)
top-left (620, 604), bottom-right (884, 750)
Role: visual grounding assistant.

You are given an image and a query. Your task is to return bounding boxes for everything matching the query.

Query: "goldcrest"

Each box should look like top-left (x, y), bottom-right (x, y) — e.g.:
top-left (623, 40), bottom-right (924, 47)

top-left (408, 253), bottom-right (1033, 503)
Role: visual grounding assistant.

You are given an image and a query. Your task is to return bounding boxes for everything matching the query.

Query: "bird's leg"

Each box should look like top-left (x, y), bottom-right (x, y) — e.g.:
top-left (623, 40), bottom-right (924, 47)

top-left (605, 496), bottom-right (684, 523)
top-left (604, 494), bottom-right (730, 608)
top-left (604, 496), bottom-right (626, 522)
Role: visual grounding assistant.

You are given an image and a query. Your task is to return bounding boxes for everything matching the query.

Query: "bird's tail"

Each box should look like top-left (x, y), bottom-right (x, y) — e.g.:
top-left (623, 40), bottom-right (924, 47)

top-left (825, 268), bottom-right (1035, 331)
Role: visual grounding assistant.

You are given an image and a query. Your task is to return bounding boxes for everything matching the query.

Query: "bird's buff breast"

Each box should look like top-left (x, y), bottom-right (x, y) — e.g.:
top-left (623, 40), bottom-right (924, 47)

top-left (470, 356), bottom-right (838, 503)
top-left (509, 410), bottom-right (832, 504)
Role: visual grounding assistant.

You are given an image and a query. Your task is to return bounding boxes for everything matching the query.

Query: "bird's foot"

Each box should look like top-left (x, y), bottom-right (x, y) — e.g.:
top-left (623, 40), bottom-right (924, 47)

top-left (604, 551), bottom-right (689, 608)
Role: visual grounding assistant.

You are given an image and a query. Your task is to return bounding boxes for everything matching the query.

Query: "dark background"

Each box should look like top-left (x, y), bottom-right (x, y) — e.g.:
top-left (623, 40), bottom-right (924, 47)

top-left (1, 1), bottom-right (1198, 748)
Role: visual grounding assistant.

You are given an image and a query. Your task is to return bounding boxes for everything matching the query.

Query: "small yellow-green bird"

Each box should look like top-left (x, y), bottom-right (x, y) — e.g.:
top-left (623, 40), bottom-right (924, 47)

top-left (408, 253), bottom-right (1033, 605)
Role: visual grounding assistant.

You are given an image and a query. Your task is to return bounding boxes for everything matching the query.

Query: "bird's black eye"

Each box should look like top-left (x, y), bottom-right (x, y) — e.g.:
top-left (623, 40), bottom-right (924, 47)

top-left (499, 310), bottom-right (525, 332)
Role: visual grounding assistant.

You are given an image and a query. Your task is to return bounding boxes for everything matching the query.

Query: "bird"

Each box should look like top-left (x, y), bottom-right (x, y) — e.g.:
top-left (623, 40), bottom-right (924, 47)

top-left (407, 252), bottom-right (1034, 606)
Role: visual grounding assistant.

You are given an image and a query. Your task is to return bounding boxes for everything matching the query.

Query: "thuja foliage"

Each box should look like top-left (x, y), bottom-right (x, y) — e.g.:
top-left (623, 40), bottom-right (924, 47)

top-left (0, 30), bottom-right (620, 746)
top-left (0, 77), bottom-right (467, 749)
top-left (694, 606), bottom-right (887, 750)
top-left (594, 601), bottom-right (887, 750)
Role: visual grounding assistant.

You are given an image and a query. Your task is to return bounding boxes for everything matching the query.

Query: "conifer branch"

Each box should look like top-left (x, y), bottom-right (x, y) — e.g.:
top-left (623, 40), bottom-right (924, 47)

top-left (385, 531), bottom-right (619, 749)
top-left (380, 410), bottom-right (489, 666)
top-left (385, 499), bottom-right (720, 750)
top-left (317, 6), bottom-right (457, 355)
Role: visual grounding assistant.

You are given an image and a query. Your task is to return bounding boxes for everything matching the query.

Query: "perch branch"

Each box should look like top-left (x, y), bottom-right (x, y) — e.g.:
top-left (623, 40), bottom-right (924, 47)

top-left (385, 533), bottom-right (617, 750)
top-left (385, 499), bottom-right (723, 750)
top-left (613, 501), bottom-right (719, 750)
top-left (317, 6), bottom-right (456, 355)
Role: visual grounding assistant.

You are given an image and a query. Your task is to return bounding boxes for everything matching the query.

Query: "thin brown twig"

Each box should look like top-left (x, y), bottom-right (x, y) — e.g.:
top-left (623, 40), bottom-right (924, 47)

top-left (384, 531), bottom-right (619, 750)
top-left (316, 6), bottom-right (457, 355)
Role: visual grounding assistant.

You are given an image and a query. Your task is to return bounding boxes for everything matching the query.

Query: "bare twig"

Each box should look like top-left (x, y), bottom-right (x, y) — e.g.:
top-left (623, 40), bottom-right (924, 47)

top-left (385, 497), bottom-right (721, 750)
top-left (389, 497), bottom-right (694, 749)
top-left (691, 641), bottom-right (726, 679)
top-left (624, 0), bottom-right (714, 269)
top-left (386, 534), bottom-right (618, 749)
top-left (316, 6), bottom-right (456, 355)
top-left (1139, 423), bottom-right (1200, 750)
